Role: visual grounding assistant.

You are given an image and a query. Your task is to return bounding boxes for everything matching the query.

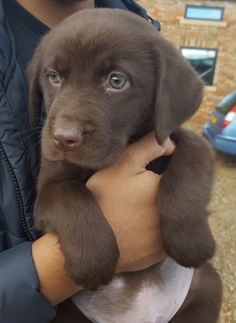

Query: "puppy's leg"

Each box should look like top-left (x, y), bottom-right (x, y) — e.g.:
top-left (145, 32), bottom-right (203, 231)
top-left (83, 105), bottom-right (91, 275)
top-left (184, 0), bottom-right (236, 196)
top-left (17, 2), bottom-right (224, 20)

top-left (35, 178), bottom-right (119, 290)
top-left (170, 263), bottom-right (222, 323)
top-left (160, 129), bottom-right (216, 268)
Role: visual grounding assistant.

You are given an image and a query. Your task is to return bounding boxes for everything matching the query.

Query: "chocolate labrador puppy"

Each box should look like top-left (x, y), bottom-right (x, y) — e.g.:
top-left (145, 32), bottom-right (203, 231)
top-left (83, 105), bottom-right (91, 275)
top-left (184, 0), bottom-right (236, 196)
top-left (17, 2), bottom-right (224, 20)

top-left (27, 9), bottom-right (222, 323)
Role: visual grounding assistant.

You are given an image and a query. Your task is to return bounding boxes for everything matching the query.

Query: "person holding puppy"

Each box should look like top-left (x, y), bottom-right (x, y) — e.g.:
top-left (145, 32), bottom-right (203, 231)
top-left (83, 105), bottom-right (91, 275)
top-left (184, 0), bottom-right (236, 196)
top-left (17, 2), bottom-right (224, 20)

top-left (0, 0), bottom-right (174, 322)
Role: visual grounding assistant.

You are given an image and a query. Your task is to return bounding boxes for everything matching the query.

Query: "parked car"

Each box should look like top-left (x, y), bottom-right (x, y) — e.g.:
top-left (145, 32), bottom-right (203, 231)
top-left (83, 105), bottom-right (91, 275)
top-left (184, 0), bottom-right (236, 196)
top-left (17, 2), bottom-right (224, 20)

top-left (203, 90), bottom-right (236, 156)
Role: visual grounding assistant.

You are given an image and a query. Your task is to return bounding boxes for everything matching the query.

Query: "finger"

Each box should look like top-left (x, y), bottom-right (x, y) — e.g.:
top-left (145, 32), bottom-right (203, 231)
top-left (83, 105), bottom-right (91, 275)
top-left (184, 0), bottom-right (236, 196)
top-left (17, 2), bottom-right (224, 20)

top-left (121, 132), bottom-right (166, 173)
top-left (162, 137), bottom-right (176, 156)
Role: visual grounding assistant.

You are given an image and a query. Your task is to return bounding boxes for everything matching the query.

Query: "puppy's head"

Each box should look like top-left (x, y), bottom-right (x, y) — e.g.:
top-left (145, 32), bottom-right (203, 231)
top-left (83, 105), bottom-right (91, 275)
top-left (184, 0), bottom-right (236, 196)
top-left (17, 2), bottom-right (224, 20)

top-left (28, 9), bottom-right (203, 169)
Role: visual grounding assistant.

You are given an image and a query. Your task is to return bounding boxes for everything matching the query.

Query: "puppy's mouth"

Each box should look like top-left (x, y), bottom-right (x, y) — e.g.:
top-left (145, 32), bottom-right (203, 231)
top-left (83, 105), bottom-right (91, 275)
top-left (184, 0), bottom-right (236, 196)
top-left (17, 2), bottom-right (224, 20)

top-left (42, 130), bottom-right (127, 169)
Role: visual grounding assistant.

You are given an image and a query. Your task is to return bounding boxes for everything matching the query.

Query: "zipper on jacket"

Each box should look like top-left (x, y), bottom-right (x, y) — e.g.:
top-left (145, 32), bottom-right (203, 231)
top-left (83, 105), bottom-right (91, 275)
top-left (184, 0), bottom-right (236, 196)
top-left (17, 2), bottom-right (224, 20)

top-left (0, 141), bottom-right (35, 241)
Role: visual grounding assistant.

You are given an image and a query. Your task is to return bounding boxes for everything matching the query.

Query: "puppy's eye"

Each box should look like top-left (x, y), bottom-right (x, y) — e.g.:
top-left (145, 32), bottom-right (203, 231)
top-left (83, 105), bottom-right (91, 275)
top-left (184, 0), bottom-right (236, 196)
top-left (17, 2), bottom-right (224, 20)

top-left (107, 73), bottom-right (128, 91)
top-left (109, 73), bottom-right (126, 89)
top-left (47, 70), bottom-right (61, 87)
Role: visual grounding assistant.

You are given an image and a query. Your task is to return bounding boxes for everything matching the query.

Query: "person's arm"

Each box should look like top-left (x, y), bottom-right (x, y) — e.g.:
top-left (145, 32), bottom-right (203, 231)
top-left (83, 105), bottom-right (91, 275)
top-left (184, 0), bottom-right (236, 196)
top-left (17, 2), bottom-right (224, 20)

top-left (32, 233), bottom-right (82, 306)
top-left (32, 133), bottom-right (175, 306)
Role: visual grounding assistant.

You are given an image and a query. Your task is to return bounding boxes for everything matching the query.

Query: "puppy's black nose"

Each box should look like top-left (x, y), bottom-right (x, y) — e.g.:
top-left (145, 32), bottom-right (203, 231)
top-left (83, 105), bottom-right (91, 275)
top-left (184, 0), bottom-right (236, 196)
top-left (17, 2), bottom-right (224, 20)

top-left (53, 128), bottom-right (82, 151)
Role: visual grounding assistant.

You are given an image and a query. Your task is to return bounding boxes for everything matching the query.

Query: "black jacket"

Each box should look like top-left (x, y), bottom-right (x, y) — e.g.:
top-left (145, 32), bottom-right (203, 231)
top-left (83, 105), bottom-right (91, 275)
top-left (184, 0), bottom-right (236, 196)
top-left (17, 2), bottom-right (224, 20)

top-left (0, 1), bottom-right (159, 322)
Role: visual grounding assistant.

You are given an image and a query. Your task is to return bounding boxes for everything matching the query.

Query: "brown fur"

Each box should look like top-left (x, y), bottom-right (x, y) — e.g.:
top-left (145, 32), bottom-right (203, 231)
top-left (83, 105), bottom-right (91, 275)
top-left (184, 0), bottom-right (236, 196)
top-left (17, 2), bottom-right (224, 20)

top-left (170, 262), bottom-right (222, 323)
top-left (27, 9), bottom-right (222, 321)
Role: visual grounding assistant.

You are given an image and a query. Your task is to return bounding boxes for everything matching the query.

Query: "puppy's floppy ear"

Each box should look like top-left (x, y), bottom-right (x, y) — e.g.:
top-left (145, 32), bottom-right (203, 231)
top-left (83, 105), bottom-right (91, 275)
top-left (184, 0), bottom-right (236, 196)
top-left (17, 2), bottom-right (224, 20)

top-left (153, 34), bottom-right (204, 144)
top-left (26, 46), bottom-right (43, 131)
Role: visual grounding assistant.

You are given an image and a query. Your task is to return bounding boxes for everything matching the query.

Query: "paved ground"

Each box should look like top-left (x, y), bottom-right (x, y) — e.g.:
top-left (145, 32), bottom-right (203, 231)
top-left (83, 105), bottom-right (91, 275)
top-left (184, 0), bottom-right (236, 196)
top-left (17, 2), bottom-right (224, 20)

top-left (185, 122), bottom-right (236, 323)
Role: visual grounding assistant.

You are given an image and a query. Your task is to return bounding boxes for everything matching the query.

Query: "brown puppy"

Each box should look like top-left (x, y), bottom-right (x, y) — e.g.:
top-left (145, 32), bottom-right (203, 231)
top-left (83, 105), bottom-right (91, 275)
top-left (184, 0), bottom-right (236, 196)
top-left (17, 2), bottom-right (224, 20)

top-left (28, 9), bottom-right (222, 322)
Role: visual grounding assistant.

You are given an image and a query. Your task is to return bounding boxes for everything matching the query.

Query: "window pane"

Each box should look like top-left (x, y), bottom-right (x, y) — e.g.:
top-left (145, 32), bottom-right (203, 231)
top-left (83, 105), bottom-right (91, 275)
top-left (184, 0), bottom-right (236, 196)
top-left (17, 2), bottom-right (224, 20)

top-left (185, 6), bottom-right (223, 21)
top-left (181, 48), bottom-right (217, 85)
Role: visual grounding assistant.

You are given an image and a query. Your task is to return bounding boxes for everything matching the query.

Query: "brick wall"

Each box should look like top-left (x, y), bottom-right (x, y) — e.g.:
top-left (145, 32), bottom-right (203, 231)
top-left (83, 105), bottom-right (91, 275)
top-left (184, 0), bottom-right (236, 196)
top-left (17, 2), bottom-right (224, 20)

top-left (139, 0), bottom-right (236, 125)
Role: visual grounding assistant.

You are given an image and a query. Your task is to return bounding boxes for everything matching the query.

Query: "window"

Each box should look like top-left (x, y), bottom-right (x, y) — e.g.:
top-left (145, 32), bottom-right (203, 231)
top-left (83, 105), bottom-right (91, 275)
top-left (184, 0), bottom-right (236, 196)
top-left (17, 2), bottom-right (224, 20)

top-left (181, 48), bottom-right (218, 85)
top-left (185, 5), bottom-right (224, 21)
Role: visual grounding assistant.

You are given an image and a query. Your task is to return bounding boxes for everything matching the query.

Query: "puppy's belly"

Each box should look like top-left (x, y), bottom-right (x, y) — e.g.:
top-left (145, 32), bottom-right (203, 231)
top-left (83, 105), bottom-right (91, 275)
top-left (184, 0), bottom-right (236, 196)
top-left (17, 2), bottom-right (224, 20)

top-left (72, 258), bottom-right (193, 323)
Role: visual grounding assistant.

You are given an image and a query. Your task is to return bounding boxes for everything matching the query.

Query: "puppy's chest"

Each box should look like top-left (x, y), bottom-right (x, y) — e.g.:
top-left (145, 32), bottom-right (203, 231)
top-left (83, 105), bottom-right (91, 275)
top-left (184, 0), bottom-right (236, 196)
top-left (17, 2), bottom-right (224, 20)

top-left (72, 259), bottom-right (194, 323)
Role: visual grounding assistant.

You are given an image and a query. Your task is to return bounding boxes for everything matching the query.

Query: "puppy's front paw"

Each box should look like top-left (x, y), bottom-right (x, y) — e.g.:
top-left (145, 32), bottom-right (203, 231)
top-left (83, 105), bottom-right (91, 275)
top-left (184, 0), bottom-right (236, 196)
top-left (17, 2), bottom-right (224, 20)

top-left (162, 220), bottom-right (215, 268)
top-left (61, 231), bottom-right (119, 290)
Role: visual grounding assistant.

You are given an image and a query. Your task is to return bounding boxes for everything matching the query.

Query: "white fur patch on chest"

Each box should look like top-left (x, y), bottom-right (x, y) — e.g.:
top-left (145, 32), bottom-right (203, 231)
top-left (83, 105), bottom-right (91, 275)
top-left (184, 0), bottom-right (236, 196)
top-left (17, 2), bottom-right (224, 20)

top-left (72, 258), bottom-right (193, 323)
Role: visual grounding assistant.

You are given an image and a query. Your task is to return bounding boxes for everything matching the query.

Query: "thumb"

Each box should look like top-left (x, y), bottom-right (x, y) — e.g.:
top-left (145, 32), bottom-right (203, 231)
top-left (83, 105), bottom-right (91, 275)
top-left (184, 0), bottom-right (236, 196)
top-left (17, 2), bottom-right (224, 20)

top-left (121, 132), bottom-right (166, 174)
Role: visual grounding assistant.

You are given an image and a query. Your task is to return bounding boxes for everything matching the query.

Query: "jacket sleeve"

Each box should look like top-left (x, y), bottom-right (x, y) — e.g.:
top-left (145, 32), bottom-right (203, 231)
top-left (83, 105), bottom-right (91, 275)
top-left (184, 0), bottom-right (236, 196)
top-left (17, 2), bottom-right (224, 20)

top-left (0, 241), bottom-right (56, 323)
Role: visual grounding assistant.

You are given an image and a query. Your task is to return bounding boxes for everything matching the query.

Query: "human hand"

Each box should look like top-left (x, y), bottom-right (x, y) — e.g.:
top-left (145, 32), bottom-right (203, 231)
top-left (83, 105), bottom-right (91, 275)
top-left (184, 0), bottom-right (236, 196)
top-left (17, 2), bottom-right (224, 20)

top-left (86, 133), bottom-right (175, 273)
top-left (32, 133), bottom-right (175, 306)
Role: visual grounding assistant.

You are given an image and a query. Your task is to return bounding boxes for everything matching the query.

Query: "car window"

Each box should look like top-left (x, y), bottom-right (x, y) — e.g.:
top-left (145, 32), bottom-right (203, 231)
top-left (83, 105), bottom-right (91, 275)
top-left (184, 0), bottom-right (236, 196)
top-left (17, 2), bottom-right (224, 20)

top-left (216, 91), bottom-right (236, 114)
